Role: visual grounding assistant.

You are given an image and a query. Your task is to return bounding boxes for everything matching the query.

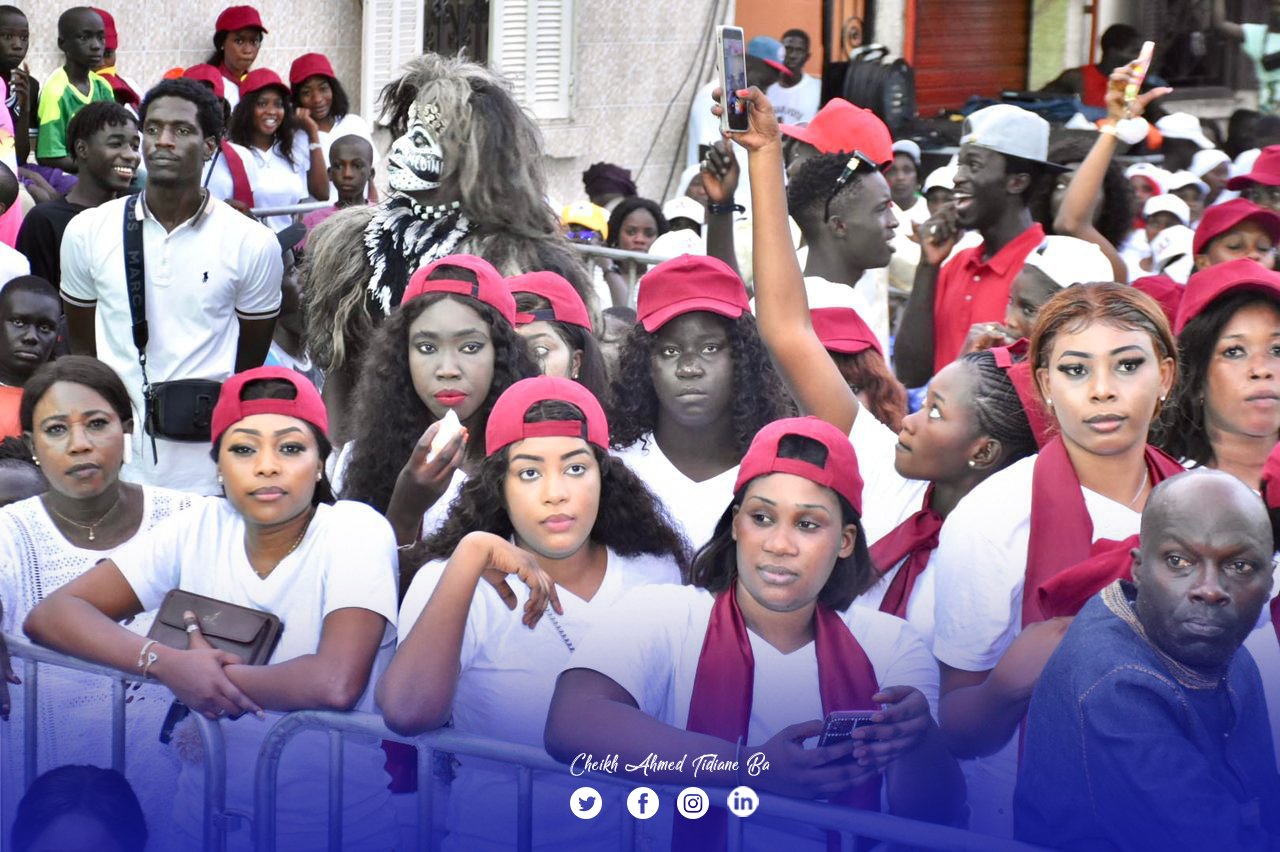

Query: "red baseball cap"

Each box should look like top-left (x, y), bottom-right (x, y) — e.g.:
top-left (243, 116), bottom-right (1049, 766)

top-left (1175, 258), bottom-right (1280, 334)
top-left (1192, 198), bottom-right (1280, 255)
top-left (211, 367), bottom-right (328, 447)
top-left (811, 307), bottom-right (882, 357)
top-left (779, 98), bottom-right (894, 166)
top-left (91, 8), bottom-right (118, 51)
top-left (636, 255), bottom-right (748, 332)
top-left (289, 53), bottom-right (336, 87)
top-left (735, 416), bottom-right (864, 514)
top-left (485, 376), bottom-right (609, 456)
top-left (1227, 145), bottom-right (1280, 190)
top-left (1263, 442), bottom-right (1280, 509)
top-left (1130, 275), bottom-right (1184, 328)
top-left (238, 68), bottom-right (289, 100)
top-left (215, 5), bottom-right (267, 34)
top-left (183, 64), bottom-right (226, 99)
top-left (509, 271), bottom-right (592, 330)
top-left (402, 255), bottom-right (518, 325)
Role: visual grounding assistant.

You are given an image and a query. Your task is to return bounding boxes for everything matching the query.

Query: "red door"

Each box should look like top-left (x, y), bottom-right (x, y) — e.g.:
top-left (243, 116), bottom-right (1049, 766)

top-left (908, 0), bottom-right (1030, 116)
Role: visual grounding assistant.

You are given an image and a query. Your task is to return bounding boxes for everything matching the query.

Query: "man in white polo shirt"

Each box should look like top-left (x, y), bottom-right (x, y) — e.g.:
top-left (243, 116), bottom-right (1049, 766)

top-left (61, 78), bottom-right (281, 495)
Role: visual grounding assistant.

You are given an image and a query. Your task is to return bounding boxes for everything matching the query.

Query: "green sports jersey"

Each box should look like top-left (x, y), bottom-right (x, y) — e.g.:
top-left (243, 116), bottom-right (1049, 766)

top-left (36, 67), bottom-right (114, 159)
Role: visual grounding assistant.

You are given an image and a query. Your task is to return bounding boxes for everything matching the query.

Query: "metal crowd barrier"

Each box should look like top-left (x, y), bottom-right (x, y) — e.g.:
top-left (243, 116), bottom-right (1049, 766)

top-left (4, 635), bottom-right (229, 852)
top-left (254, 709), bottom-right (1046, 852)
top-left (568, 243), bottom-right (668, 290)
top-left (249, 200), bottom-right (334, 218)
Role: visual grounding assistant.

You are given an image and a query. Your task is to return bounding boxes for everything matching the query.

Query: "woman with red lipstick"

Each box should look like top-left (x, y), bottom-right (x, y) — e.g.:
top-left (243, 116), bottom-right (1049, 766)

top-left (931, 283), bottom-right (1179, 836)
top-left (608, 254), bottom-right (790, 549)
top-left (340, 254), bottom-right (540, 549)
top-left (546, 416), bottom-right (965, 849)
top-left (378, 376), bottom-right (686, 849)
top-left (25, 367), bottom-right (401, 852)
top-left (0, 357), bottom-right (190, 827)
top-left (1156, 259), bottom-right (1280, 489)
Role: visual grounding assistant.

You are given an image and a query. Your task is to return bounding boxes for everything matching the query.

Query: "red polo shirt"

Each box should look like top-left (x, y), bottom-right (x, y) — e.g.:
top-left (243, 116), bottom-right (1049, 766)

top-left (932, 222), bottom-right (1045, 373)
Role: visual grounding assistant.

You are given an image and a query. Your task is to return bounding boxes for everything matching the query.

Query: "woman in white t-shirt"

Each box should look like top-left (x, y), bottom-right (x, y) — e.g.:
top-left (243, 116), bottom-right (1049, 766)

top-left (340, 255), bottom-right (540, 549)
top-left (608, 254), bottom-right (790, 549)
top-left (288, 53), bottom-right (374, 162)
top-left (25, 368), bottom-right (401, 852)
top-left (726, 87), bottom-right (1038, 647)
top-left (227, 68), bottom-right (329, 232)
top-left (379, 376), bottom-right (687, 850)
top-left (932, 283), bottom-right (1181, 836)
top-left (547, 417), bottom-right (964, 850)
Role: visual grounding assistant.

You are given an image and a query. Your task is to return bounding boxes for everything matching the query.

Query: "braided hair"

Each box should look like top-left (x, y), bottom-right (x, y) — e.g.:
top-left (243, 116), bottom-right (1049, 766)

top-left (957, 350), bottom-right (1039, 469)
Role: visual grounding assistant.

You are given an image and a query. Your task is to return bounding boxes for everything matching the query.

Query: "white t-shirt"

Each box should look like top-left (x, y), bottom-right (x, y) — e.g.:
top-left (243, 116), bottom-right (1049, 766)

top-left (112, 497), bottom-right (400, 852)
top-left (59, 192), bottom-right (283, 495)
top-left (331, 439), bottom-right (468, 539)
top-left (0, 241), bottom-right (29, 284)
top-left (201, 141), bottom-right (260, 203)
top-left (247, 130), bottom-right (315, 232)
top-left (766, 74), bottom-right (822, 126)
top-left (612, 433), bottom-right (737, 550)
top-left (1243, 24), bottom-right (1280, 112)
top-left (317, 113), bottom-right (376, 201)
top-left (399, 547), bottom-right (682, 851)
top-left (566, 584), bottom-right (939, 852)
top-left (931, 452), bottom-right (1141, 837)
top-left (800, 273), bottom-right (890, 357)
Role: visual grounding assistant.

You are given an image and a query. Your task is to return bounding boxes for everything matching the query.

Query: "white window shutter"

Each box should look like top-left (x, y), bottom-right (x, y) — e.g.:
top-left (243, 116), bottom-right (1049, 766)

top-left (491, 0), bottom-right (575, 121)
top-left (361, 0), bottom-right (425, 123)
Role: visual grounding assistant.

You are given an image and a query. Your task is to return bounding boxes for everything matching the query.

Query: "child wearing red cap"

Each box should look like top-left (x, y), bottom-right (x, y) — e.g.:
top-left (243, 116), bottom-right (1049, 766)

top-left (339, 255), bottom-right (540, 545)
top-left (25, 367), bottom-right (401, 852)
top-left (380, 376), bottom-right (686, 849)
top-left (608, 254), bottom-right (790, 548)
top-left (509, 271), bottom-right (610, 402)
top-left (1155, 258), bottom-right (1280, 488)
top-left (206, 4), bottom-right (267, 109)
top-left (547, 416), bottom-right (964, 848)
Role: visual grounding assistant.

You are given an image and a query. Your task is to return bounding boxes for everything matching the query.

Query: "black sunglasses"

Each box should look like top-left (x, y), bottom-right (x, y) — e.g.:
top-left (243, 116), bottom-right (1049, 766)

top-left (824, 150), bottom-right (883, 222)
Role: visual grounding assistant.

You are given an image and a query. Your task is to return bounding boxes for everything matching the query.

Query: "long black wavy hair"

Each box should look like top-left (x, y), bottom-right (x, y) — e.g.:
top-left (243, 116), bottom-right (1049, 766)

top-left (405, 400), bottom-right (691, 593)
top-left (1044, 135), bottom-right (1134, 249)
top-left (1157, 290), bottom-right (1280, 465)
top-left (605, 197), bottom-right (668, 248)
top-left (607, 312), bottom-right (792, 454)
top-left (514, 291), bottom-right (611, 407)
top-left (689, 434), bottom-right (876, 610)
top-left (228, 82), bottom-right (303, 166)
top-left (340, 289), bottom-right (540, 515)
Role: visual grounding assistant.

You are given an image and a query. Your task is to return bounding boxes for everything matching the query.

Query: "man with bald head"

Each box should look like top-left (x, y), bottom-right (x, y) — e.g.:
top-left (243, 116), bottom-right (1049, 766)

top-left (1015, 470), bottom-right (1280, 851)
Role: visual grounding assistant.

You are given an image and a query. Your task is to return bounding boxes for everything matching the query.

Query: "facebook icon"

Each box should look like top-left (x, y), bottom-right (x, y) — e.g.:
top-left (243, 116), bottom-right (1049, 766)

top-left (626, 786), bottom-right (659, 820)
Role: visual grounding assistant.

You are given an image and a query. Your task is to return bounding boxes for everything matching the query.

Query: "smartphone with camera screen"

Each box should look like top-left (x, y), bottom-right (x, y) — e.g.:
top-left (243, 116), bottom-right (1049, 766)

top-left (716, 26), bottom-right (750, 134)
top-left (817, 710), bottom-right (877, 748)
top-left (1124, 41), bottom-right (1155, 101)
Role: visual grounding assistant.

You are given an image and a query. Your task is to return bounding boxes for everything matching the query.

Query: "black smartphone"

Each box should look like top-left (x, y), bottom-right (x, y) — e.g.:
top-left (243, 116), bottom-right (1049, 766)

top-left (698, 143), bottom-right (712, 163)
top-left (717, 26), bottom-right (749, 134)
top-left (817, 710), bottom-right (877, 747)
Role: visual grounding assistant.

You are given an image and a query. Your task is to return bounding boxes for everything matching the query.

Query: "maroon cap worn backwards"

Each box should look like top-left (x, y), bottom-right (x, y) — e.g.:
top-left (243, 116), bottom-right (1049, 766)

top-left (401, 255), bottom-right (518, 325)
top-left (1227, 145), bottom-right (1280, 190)
top-left (1192, 198), bottom-right (1280, 255)
top-left (215, 5), bottom-right (267, 33)
top-left (1175, 258), bottom-right (1280, 334)
top-left (211, 367), bottom-right (328, 447)
top-left (91, 8), bottom-right (118, 51)
top-left (509, 271), bottom-right (592, 330)
top-left (183, 64), bottom-right (226, 99)
top-left (811, 307), bottom-right (882, 357)
top-left (636, 254), bottom-right (749, 332)
top-left (735, 417), bottom-right (864, 515)
top-left (289, 53), bottom-right (336, 87)
top-left (485, 376), bottom-right (609, 456)
top-left (238, 68), bottom-right (289, 99)
top-left (779, 98), bottom-right (894, 166)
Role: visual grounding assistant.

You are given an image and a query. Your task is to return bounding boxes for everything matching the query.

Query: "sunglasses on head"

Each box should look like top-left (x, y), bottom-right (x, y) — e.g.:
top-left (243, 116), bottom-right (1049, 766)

top-left (824, 150), bottom-right (884, 222)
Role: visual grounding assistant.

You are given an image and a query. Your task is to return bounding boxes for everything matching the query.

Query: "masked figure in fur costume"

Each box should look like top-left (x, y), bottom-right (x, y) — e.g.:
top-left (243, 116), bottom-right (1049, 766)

top-left (303, 54), bottom-right (594, 439)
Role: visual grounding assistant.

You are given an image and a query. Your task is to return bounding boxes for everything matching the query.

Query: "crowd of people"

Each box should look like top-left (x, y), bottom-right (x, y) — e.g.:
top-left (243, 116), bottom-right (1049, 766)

top-left (0, 4), bottom-right (1279, 851)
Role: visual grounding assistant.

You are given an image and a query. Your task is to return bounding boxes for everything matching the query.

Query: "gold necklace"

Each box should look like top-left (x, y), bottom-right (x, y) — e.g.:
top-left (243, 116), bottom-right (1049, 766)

top-left (254, 510), bottom-right (313, 578)
top-left (44, 494), bottom-right (123, 542)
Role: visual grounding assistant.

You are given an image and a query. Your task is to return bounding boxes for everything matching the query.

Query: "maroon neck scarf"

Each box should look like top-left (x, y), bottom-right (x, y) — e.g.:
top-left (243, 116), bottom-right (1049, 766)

top-left (870, 486), bottom-right (941, 619)
top-left (218, 140), bottom-right (256, 209)
top-left (1025, 436), bottom-right (1184, 625)
top-left (675, 589), bottom-right (881, 852)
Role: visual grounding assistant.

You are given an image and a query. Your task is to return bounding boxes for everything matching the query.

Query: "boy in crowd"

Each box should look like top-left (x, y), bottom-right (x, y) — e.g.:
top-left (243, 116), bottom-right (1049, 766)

top-left (0, 275), bottom-right (59, 395)
top-left (17, 101), bottom-right (138, 284)
top-left (36, 7), bottom-right (113, 172)
top-left (0, 5), bottom-right (37, 166)
top-left (302, 134), bottom-right (374, 241)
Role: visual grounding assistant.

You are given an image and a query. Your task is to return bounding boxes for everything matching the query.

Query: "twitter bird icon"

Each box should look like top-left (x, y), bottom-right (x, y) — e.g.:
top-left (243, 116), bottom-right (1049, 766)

top-left (571, 786), bottom-right (603, 819)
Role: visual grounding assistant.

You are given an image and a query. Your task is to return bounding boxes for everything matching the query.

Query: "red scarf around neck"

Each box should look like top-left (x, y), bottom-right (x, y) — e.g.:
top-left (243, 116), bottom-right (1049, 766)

top-left (870, 485), bottom-right (941, 619)
top-left (675, 589), bottom-right (881, 852)
top-left (218, 141), bottom-right (256, 209)
top-left (1024, 435), bottom-right (1184, 625)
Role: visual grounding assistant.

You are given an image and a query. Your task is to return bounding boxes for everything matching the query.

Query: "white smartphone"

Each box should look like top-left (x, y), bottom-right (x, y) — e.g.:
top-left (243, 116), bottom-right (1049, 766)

top-left (1125, 41), bottom-right (1155, 102)
top-left (716, 25), bottom-right (750, 134)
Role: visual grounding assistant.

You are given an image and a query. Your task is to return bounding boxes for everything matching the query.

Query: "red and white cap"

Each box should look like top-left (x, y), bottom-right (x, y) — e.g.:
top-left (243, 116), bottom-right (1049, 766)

top-left (1174, 258), bottom-right (1280, 334)
top-left (402, 255), bottom-right (517, 325)
top-left (734, 416), bottom-right (864, 514)
top-left (811, 307), bottom-right (882, 357)
top-left (215, 5), bottom-right (267, 33)
top-left (636, 255), bottom-right (748, 332)
top-left (508, 271), bottom-right (592, 330)
top-left (485, 376), bottom-right (609, 456)
top-left (211, 366), bottom-right (327, 447)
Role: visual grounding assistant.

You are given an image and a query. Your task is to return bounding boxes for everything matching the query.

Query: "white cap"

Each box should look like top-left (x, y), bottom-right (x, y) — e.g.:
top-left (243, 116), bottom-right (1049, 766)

top-left (960, 104), bottom-right (1063, 168)
top-left (1143, 194), bottom-right (1191, 225)
top-left (1165, 169), bottom-right (1210, 198)
top-left (1151, 224), bottom-right (1194, 271)
top-left (923, 163), bottom-right (957, 193)
top-left (1156, 112), bottom-right (1214, 150)
top-left (648, 229), bottom-right (705, 259)
top-left (1191, 149), bottom-right (1231, 178)
top-left (1022, 236), bottom-right (1115, 288)
top-left (892, 139), bottom-right (921, 165)
top-left (662, 196), bottom-right (705, 226)
top-left (1125, 162), bottom-right (1172, 192)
